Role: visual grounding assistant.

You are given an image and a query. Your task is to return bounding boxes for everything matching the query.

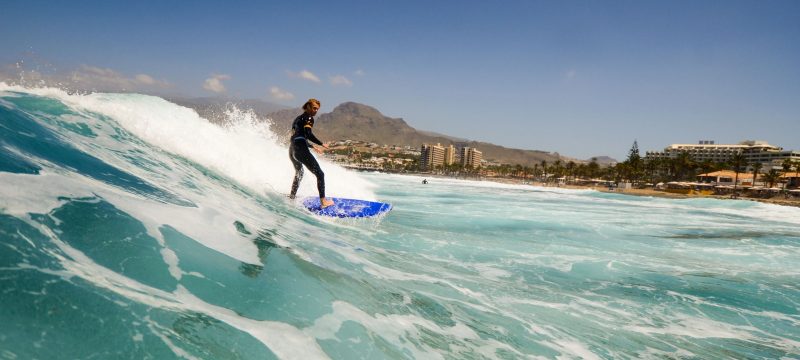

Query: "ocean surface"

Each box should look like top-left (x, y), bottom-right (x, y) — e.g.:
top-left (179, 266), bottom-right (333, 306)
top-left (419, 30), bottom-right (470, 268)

top-left (1, 83), bottom-right (799, 359)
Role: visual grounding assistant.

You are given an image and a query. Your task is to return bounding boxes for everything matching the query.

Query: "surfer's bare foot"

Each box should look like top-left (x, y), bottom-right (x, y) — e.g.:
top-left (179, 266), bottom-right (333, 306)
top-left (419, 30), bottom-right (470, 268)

top-left (320, 198), bottom-right (334, 208)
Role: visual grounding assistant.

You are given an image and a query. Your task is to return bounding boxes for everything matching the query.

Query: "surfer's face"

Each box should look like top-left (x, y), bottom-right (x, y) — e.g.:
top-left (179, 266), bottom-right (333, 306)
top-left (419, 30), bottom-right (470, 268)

top-left (307, 104), bottom-right (320, 116)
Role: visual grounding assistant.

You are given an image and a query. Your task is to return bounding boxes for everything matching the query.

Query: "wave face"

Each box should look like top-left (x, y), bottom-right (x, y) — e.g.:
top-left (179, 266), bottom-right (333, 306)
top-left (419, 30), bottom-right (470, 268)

top-left (2, 83), bottom-right (800, 359)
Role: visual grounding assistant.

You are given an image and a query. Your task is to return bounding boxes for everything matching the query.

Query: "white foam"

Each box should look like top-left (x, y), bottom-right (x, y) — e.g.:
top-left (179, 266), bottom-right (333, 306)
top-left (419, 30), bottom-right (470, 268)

top-left (0, 82), bottom-right (377, 201)
top-left (31, 222), bottom-right (330, 359)
top-left (0, 169), bottom-right (263, 265)
top-left (625, 314), bottom-right (758, 339)
top-left (550, 339), bottom-right (601, 360)
top-left (473, 263), bottom-right (513, 280)
top-left (307, 301), bottom-right (523, 359)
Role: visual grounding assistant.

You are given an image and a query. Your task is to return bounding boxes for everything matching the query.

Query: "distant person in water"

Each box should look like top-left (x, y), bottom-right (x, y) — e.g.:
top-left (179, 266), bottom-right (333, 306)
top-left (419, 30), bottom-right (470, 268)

top-left (288, 98), bottom-right (334, 208)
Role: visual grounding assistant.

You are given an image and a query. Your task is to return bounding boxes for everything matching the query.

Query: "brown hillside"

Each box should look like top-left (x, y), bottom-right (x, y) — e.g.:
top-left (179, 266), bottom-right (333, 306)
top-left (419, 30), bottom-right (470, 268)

top-left (175, 99), bottom-right (575, 166)
top-left (266, 102), bottom-right (563, 166)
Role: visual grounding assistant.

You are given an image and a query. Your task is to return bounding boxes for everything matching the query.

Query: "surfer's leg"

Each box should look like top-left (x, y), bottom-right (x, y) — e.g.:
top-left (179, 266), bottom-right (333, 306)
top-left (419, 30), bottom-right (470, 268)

top-left (306, 157), bottom-right (326, 199)
top-left (295, 146), bottom-right (327, 200)
top-left (289, 147), bottom-right (304, 199)
top-left (290, 167), bottom-right (303, 199)
top-left (308, 163), bottom-right (333, 208)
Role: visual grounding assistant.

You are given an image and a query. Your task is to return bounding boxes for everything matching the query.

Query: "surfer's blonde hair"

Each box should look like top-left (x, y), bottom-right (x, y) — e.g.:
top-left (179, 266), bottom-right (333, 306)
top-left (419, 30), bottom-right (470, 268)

top-left (303, 98), bottom-right (321, 111)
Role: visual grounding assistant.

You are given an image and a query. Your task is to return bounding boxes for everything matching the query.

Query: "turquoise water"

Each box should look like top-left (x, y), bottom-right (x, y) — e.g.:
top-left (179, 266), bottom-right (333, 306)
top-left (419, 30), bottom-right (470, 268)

top-left (1, 84), bottom-right (799, 359)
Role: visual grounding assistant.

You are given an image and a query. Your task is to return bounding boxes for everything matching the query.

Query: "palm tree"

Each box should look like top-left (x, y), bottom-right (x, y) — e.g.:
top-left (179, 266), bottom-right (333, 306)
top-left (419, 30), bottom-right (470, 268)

top-left (613, 162), bottom-right (628, 184)
top-left (782, 158), bottom-right (793, 191)
top-left (698, 159), bottom-right (720, 176)
top-left (540, 160), bottom-right (548, 183)
top-left (793, 160), bottom-right (800, 188)
top-left (763, 169), bottom-right (781, 188)
top-left (576, 163), bottom-right (588, 182)
top-left (588, 157), bottom-right (599, 179)
top-left (729, 152), bottom-right (747, 193)
top-left (751, 162), bottom-right (763, 188)
top-left (522, 166), bottom-right (531, 182)
top-left (552, 160), bottom-right (563, 184)
top-left (566, 161), bottom-right (576, 184)
top-left (672, 152), bottom-right (695, 181)
top-left (644, 158), bottom-right (661, 186)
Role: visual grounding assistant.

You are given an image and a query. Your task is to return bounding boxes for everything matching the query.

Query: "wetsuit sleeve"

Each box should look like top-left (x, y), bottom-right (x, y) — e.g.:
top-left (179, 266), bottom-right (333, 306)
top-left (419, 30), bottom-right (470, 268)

top-left (302, 119), bottom-right (323, 146)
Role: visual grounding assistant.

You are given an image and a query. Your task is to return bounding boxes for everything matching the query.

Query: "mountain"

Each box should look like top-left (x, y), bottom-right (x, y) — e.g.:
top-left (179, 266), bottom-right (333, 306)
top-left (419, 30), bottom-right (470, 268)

top-left (175, 98), bottom-right (570, 166)
top-left (417, 130), bottom-right (469, 143)
top-left (310, 102), bottom-right (564, 166)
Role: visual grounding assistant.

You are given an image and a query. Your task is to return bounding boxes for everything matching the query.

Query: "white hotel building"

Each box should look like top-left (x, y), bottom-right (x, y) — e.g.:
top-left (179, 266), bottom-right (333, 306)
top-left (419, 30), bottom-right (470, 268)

top-left (645, 140), bottom-right (800, 170)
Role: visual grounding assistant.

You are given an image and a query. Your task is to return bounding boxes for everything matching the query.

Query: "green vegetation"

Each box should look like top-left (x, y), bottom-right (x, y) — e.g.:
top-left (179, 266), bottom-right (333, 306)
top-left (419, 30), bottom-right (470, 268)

top-left (605, 141), bottom-right (799, 189)
top-left (327, 139), bottom-right (800, 189)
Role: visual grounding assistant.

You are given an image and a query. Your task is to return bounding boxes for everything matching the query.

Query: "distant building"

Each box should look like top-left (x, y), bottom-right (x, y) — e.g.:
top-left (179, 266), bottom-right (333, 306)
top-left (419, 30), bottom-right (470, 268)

top-left (646, 140), bottom-right (800, 170)
top-left (460, 147), bottom-right (482, 168)
top-left (453, 142), bottom-right (470, 163)
top-left (420, 143), bottom-right (445, 170)
top-left (444, 144), bottom-right (456, 165)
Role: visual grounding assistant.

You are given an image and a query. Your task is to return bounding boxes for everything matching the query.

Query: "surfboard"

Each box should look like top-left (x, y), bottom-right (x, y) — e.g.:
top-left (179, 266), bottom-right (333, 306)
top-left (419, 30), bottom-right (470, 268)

top-left (302, 197), bottom-right (392, 218)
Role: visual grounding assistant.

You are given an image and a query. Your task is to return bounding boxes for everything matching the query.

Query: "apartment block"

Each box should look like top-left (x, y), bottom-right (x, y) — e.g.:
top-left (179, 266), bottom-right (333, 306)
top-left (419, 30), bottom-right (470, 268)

top-left (460, 147), bottom-right (483, 168)
top-left (420, 143), bottom-right (445, 170)
top-left (444, 144), bottom-right (456, 165)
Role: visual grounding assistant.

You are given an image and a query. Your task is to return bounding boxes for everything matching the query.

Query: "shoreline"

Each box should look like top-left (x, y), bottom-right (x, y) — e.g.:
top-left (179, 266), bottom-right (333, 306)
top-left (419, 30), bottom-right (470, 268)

top-left (593, 187), bottom-right (800, 208)
top-left (544, 182), bottom-right (800, 208)
top-left (402, 172), bottom-right (800, 209)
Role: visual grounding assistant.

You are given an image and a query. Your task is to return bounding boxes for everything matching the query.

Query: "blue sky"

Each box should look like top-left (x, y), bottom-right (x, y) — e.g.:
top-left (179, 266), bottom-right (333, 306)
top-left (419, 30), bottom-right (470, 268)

top-left (2, 0), bottom-right (799, 160)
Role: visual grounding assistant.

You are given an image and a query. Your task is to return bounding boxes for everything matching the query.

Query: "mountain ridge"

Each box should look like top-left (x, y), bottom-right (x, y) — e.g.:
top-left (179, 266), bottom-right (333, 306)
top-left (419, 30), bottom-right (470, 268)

top-left (175, 97), bottom-right (614, 166)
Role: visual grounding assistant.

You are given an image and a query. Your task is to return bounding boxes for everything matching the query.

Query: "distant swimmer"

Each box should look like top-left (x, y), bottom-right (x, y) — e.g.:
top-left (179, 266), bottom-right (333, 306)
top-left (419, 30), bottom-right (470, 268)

top-left (422, 179), bottom-right (428, 184)
top-left (288, 98), bottom-right (334, 208)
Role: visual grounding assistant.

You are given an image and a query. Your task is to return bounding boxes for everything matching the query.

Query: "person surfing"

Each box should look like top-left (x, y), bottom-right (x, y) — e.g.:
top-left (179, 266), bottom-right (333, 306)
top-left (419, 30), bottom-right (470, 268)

top-left (288, 98), bottom-right (334, 208)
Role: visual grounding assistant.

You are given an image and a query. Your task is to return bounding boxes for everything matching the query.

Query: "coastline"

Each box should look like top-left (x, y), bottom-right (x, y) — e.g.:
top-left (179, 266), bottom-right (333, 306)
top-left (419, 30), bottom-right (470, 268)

top-left (557, 182), bottom-right (800, 208)
top-left (401, 172), bottom-right (800, 209)
top-left (593, 187), bottom-right (800, 208)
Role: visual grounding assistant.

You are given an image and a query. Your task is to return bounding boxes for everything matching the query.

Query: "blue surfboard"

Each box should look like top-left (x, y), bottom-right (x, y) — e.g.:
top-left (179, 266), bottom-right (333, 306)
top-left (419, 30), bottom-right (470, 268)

top-left (302, 197), bottom-right (392, 218)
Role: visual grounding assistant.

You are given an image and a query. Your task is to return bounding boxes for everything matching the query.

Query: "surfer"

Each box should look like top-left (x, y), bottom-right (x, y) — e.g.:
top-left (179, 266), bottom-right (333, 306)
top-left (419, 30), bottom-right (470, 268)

top-left (289, 98), bottom-right (334, 208)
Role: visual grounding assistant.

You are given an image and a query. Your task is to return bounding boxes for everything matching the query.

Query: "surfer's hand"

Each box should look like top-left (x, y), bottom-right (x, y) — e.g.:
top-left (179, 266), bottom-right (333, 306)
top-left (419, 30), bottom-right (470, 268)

top-left (314, 146), bottom-right (324, 154)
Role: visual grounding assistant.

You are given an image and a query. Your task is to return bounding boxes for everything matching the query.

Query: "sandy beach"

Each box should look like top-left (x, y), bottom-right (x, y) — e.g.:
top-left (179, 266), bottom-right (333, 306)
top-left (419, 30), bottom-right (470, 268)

top-left (556, 182), bottom-right (800, 208)
top-left (596, 187), bottom-right (800, 208)
top-left (460, 175), bottom-right (800, 209)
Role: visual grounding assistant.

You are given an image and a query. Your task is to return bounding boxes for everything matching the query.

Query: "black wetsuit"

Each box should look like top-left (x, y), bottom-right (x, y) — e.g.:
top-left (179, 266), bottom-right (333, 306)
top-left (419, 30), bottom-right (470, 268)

top-left (289, 112), bottom-right (325, 199)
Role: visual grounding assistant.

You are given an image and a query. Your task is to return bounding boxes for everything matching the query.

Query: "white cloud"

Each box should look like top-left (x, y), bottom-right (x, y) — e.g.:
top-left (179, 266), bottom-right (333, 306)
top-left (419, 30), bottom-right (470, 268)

top-left (330, 75), bottom-right (353, 87)
top-left (288, 69), bottom-right (321, 83)
top-left (269, 86), bottom-right (294, 101)
top-left (134, 74), bottom-right (156, 85)
top-left (0, 63), bottom-right (170, 92)
top-left (354, 69), bottom-right (365, 76)
top-left (203, 74), bottom-right (230, 93)
top-left (69, 65), bottom-right (170, 90)
top-left (565, 69), bottom-right (577, 80)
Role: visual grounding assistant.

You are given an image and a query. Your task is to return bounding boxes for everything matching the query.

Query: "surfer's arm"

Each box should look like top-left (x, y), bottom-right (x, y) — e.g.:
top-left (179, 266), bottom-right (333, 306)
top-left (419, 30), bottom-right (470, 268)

top-left (303, 123), bottom-right (324, 147)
